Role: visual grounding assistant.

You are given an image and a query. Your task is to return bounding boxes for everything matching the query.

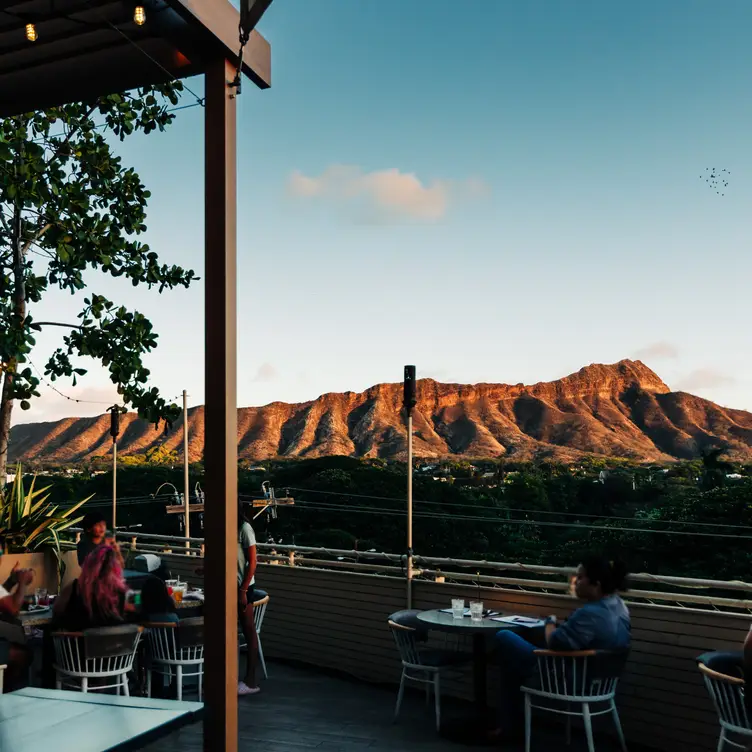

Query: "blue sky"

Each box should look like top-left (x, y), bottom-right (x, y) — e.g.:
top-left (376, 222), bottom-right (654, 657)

top-left (21, 0), bottom-right (752, 423)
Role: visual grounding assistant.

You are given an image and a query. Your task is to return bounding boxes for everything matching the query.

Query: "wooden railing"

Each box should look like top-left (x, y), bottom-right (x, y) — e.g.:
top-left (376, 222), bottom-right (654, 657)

top-left (60, 528), bottom-right (748, 751)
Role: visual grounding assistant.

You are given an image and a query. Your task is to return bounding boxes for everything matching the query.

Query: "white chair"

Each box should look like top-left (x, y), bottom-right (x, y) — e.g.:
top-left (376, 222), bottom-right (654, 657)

top-left (388, 610), bottom-right (471, 732)
top-left (0, 663), bottom-right (6, 694)
top-left (522, 649), bottom-right (629, 752)
top-left (53, 625), bottom-right (142, 695)
top-left (698, 654), bottom-right (752, 751)
top-left (144, 617), bottom-right (204, 701)
top-left (239, 593), bottom-right (270, 680)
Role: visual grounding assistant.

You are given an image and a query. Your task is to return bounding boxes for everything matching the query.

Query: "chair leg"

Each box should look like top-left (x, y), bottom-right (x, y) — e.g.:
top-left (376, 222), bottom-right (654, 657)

top-left (122, 673), bottom-right (130, 697)
top-left (176, 665), bottom-right (183, 702)
top-left (611, 700), bottom-right (628, 752)
top-left (146, 670), bottom-right (152, 698)
top-left (258, 638), bottom-right (268, 680)
top-left (524, 694), bottom-right (532, 752)
top-left (81, 676), bottom-right (88, 694)
top-left (583, 703), bottom-right (595, 752)
top-left (434, 673), bottom-right (441, 733)
top-left (394, 670), bottom-right (406, 723)
top-left (198, 667), bottom-right (203, 702)
top-left (717, 728), bottom-right (727, 752)
top-left (55, 674), bottom-right (62, 691)
top-left (425, 679), bottom-right (430, 706)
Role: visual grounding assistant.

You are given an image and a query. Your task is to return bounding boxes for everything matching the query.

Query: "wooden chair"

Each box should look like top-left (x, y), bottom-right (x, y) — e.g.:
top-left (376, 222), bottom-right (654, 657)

top-left (144, 618), bottom-right (204, 701)
top-left (388, 610), bottom-right (471, 732)
top-left (697, 652), bottom-right (751, 752)
top-left (521, 649), bottom-right (629, 752)
top-left (53, 625), bottom-right (143, 695)
top-left (239, 592), bottom-right (270, 680)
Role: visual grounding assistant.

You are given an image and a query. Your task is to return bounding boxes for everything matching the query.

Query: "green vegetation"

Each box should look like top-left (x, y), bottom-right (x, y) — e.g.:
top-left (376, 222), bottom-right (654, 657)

top-left (0, 83), bottom-right (195, 482)
top-left (30, 452), bottom-right (752, 582)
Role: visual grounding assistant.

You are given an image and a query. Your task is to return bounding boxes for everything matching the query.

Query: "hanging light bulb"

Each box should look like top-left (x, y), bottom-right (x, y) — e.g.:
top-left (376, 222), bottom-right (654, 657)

top-left (25, 23), bottom-right (37, 41)
top-left (133, 5), bottom-right (146, 25)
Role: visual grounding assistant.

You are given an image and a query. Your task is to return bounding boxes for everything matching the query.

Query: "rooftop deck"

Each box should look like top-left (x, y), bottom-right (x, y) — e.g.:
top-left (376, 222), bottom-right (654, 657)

top-left (142, 662), bottom-right (627, 752)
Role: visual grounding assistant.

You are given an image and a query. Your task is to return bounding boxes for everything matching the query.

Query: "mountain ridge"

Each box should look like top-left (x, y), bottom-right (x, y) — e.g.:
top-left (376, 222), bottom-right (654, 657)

top-left (9, 359), bottom-right (752, 463)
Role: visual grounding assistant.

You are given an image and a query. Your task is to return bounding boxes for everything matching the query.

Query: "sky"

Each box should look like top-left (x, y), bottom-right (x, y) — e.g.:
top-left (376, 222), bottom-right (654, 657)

top-left (17, 0), bottom-right (752, 424)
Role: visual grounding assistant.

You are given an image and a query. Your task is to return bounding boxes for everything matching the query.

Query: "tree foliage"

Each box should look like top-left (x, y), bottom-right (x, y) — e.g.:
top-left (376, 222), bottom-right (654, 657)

top-left (0, 83), bottom-right (195, 480)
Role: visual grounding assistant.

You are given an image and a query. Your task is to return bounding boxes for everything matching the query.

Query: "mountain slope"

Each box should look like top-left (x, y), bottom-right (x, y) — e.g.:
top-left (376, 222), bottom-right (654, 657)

top-left (9, 360), bottom-right (752, 463)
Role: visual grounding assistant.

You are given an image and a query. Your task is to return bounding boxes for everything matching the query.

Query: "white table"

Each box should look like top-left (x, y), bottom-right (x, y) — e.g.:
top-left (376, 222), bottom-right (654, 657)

top-left (0, 687), bottom-right (202, 752)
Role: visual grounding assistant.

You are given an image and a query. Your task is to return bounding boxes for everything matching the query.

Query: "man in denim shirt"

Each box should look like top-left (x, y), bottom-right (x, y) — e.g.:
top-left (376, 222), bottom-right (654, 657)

top-left (490, 555), bottom-right (631, 741)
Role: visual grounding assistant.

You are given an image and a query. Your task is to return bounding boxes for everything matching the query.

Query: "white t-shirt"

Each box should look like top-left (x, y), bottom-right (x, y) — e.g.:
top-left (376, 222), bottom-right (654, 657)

top-left (0, 584), bottom-right (9, 599)
top-left (237, 521), bottom-right (257, 588)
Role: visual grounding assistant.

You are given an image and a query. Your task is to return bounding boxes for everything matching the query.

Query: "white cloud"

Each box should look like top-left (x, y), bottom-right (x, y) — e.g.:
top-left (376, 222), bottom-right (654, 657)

top-left (251, 363), bottom-right (279, 383)
top-left (634, 342), bottom-right (679, 360)
top-left (287, 165), bottom-right (488, 222)
top-left (677, 368), bottom-right (735, 391)
top-left (12, 383), bottom-right (121, 425)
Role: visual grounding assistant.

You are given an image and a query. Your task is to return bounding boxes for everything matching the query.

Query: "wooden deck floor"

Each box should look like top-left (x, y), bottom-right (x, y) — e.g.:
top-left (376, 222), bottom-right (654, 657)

top-left (141, 662), bottom-right (631, 752)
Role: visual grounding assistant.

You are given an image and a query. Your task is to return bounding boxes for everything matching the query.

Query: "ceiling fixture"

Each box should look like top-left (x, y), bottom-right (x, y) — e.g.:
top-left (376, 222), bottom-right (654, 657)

top-left (133, 5), bottom-right (146, 25)
top-left (25, 23), bottom-right (37, 41)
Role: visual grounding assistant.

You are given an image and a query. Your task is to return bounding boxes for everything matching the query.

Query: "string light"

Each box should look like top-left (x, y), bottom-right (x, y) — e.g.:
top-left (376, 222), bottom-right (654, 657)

top-left (133, 6), bottom-right (146, 26)
top-left (25, 23), bottom-right (37, 41)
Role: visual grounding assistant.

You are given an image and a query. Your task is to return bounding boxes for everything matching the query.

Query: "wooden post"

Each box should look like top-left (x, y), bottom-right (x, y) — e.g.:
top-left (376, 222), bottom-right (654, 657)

top-left (203, 56), bottom-right (238, 752)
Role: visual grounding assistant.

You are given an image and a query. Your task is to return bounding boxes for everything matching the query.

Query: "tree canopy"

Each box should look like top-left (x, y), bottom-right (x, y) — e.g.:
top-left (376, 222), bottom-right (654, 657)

top-left (0, 83), bottom-right (195, 481)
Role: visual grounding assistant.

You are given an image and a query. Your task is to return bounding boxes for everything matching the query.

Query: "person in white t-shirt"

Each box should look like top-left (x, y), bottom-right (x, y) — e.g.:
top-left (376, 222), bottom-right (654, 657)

top-left (237, 503), bottom-right (259, 696)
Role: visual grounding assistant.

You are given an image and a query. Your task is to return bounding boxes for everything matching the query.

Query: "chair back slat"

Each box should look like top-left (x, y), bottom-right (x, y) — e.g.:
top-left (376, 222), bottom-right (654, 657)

top-left (700, 664), bottom-right (750, 731)
top-left (389, 620), bottom-right (422, 666)
top-left (178, 618), bottom-right (204, 649)
top-left (532, 649), bottom-right (627, 701)
top-left (83, 625), bottom-right (141, 659)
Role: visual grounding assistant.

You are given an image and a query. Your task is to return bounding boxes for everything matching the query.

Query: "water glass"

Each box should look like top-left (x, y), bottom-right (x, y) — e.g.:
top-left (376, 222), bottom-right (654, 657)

top-left (35, 588), bottom-right (48, 607)
top-left (451, 598), bottom-right (465, 619)
top-left (469, 601), bottom-right (484, 622)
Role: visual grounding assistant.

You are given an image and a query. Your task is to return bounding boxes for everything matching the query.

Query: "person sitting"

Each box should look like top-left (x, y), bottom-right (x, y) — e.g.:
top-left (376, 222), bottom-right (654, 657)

top-left (491, 555), bottom-right (631, 741)
top-left (55, 544), bottom-right (128, 631)
top-left (140, 576), bottom-right (179, 624)
top-left (238, 502), bottom-right (260, 696)
top-left (0, 551), bottom-right (34, 692)
top-left (77, 511), bottom-right (108, 566)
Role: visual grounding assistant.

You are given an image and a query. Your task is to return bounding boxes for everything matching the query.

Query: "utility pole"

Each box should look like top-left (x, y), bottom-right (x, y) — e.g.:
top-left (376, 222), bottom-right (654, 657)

top-left (404, 365), bottom-right (416, 608)
top-left (108, 405), bottom-right (121, 531)
top-left (183, 389), bottom-right (190, 548)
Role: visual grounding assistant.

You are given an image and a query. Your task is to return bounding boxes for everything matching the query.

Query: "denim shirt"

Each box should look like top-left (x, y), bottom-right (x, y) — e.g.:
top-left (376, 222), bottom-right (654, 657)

top-left (549, 594), bottom-right (631, 651)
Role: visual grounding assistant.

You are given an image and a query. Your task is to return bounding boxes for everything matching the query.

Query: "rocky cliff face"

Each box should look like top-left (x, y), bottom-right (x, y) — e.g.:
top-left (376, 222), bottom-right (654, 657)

top-left (9, 359), bottom-right (752, 463)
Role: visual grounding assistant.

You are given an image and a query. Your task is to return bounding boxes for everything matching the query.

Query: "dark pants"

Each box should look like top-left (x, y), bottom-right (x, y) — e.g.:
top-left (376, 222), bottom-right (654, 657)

top-left (494, 631), bottom-right (538, 730)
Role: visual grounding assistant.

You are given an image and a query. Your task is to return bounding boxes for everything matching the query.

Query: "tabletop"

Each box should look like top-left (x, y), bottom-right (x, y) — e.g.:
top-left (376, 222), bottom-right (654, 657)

top-left (417, 609), bottom-right (544, 635)
top-left (19, 598), bottom-right (203, 629)
top-left (0, 687), bottom-right (202, 752)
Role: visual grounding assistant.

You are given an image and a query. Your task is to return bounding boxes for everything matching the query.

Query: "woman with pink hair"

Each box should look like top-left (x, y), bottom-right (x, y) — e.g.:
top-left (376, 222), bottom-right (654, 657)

top-left (54, 544), bottom-right (129, 631)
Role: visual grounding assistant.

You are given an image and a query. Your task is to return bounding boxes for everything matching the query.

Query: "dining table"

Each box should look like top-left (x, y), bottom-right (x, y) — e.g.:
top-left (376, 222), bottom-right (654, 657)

top-left (416, 608), bottom-right (545, 742)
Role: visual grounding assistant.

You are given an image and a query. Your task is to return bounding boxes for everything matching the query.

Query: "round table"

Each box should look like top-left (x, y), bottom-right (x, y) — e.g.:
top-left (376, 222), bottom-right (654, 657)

top-left (417, 609), bottom-right (518, 713)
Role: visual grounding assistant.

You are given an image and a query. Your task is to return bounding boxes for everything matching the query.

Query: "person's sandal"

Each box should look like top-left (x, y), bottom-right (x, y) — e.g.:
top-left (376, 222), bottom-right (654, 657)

top-left (238, 681), bottom-right (260, 696)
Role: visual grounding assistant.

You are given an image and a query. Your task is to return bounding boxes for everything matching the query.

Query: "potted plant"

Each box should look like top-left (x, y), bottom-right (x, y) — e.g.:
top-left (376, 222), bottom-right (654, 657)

top-left (0, 465), bottom-right (91, 590)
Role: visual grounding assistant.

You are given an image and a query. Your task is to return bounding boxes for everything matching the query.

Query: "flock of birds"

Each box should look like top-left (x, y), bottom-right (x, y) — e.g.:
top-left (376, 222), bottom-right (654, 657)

top-left (701, 167), bottom-right (730, 196)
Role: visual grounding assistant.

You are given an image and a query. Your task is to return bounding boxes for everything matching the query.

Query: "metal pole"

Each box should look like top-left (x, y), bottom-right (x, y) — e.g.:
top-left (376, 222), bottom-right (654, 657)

top-left (407, 412), bottom-right (413, 608)
top-left (112, 439), bottom-right (117, 531)
top-left (183, 389), bottom-right (190, 548)
top-left (203, 57), bottom-right (238, 752)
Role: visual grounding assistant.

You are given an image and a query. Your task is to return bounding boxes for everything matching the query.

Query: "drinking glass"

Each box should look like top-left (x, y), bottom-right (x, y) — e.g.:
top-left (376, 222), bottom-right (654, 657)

top-left (451, 598), bottom-right (465, 619)
top-left (469, 601), bottom-right (484, 622)
top-left (35, 588), bottom-right (48, 607)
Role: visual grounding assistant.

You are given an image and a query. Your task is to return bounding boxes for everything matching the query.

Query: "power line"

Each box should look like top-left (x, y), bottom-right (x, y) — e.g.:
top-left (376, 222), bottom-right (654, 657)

top-left (287, 498), bottom-right (752, 541)
top-left (284, 486), bottom-right (752, 532)
top-left (28, 359), bottom-right (118, 406)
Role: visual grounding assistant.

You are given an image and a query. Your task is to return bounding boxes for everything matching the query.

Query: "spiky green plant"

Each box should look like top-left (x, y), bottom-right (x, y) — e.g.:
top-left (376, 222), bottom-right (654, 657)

top-left (0, 465), bottom-right (91, 554)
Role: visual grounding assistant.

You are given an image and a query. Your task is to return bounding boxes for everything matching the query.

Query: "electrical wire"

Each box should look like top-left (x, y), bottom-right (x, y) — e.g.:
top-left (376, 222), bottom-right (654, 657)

top-left (284, 486), bottom-right (752, 532)
top-left (287, 497), bottom-right (752, 541)
top-left (28, 359), bottom-right (119, 406)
